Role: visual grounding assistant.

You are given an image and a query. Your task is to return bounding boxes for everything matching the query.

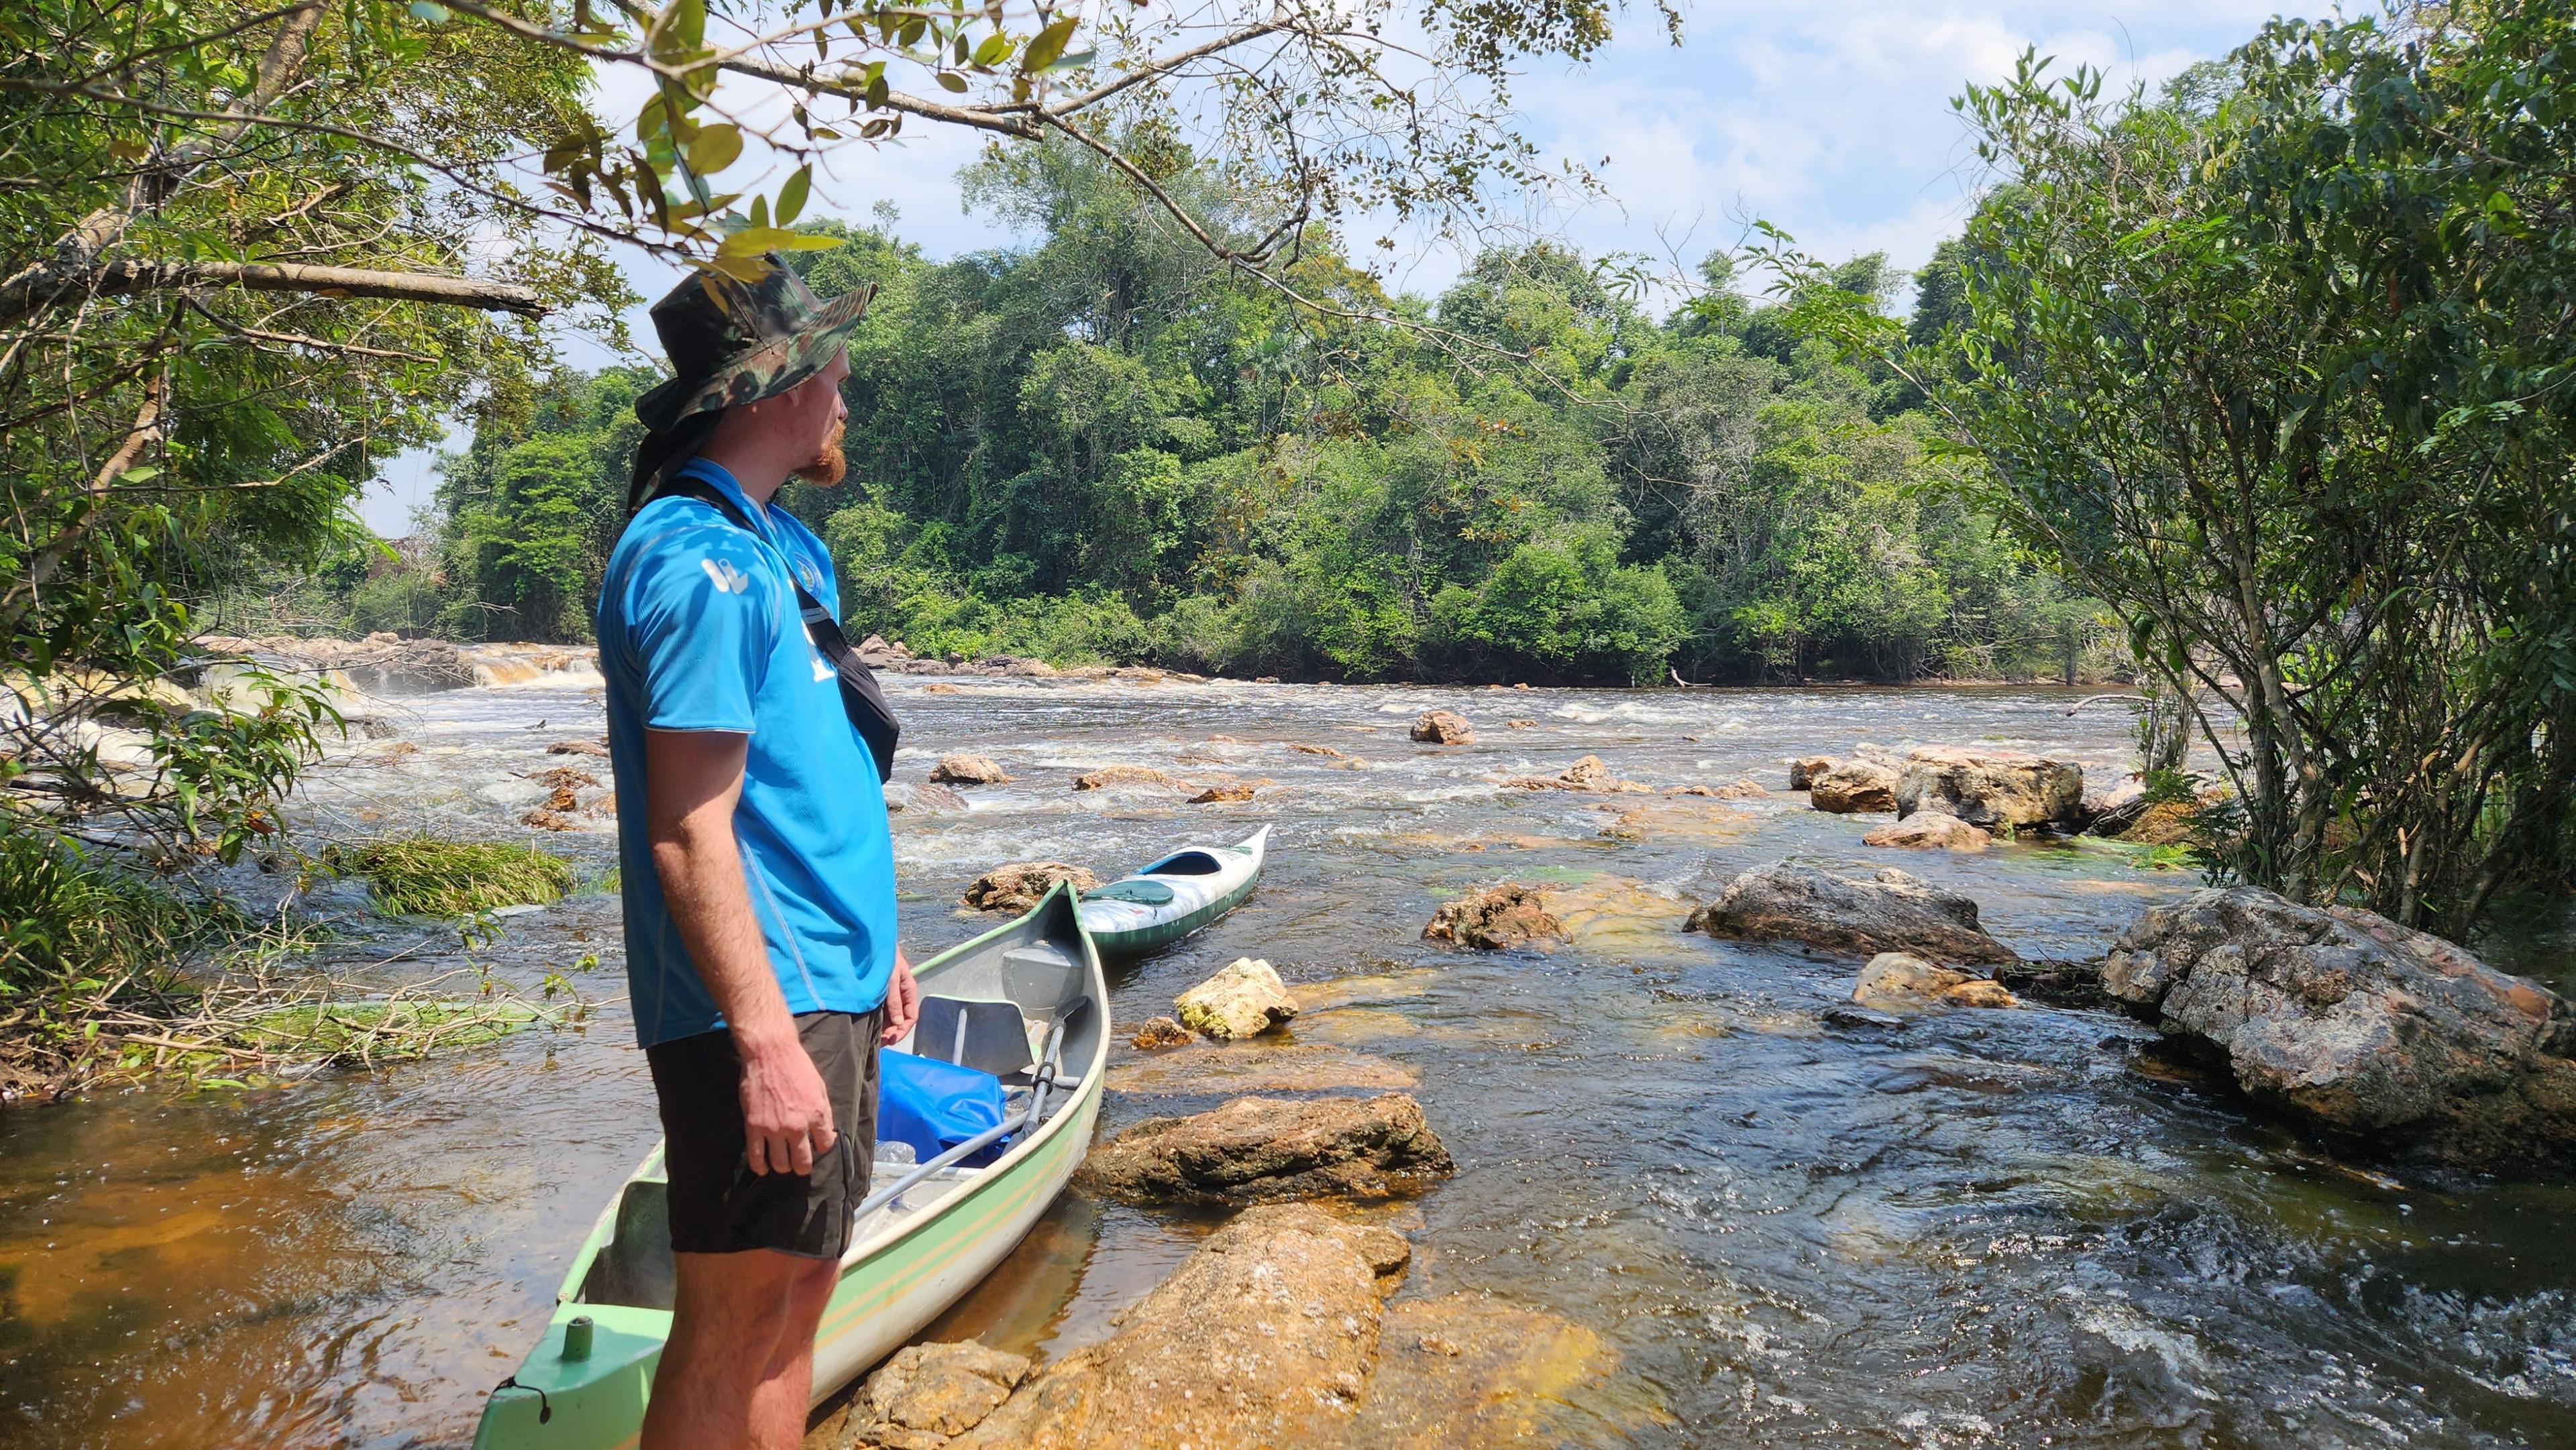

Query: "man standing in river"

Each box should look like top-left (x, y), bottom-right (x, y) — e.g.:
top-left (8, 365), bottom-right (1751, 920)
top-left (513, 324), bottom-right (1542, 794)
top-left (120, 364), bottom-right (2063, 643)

top-left (596, 259), bottom-right (920, 1450)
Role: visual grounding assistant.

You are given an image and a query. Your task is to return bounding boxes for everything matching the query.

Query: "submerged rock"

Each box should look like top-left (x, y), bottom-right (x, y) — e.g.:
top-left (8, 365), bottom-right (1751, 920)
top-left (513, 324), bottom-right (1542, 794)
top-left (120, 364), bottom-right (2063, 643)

top-left (1187, 784), bottom-right (1256, 803)
top-left (1672, 777), bottom-right (1768, 800)
top-left (1074, 1093), bottom-right (1454, 1205)
top-left (1071, 765), bottom-right (1192, 792)
top-left (961, 861), bottom-right (1099, 912)
top-left (1411, 709), bottom-right (1477, 744)
top-left (928, 753), bottom-right (1012, 786)
top-left (1686, 862), bottom-right (2018, 965)
top-left (938, 1205), bottom-right (1606, 1450)
top-left (1863, 813), bottom-right (1992, 852)
top-left (1128, 1016), bottom-right (1193, 1050)
top-left (2103, 887), bottom-right (2576, 1164)
top-left (1853, 952), bottom-right (2019, 1010)
top-left (890, 782), bottom-right (968, 814)
top-left (1807, 759), bottom-right (1899, 813)
top-left (1500, 755), bottom-right (1651, 793)
top-left (1287, 742), bottom-right (1347, 758)
top-left (822, 1341), bottom-right (1032, 1448)
top-left (1423, 883), bottom-right (1566, 950)
top-left (1894, 746), bottom-right (2084, 832)
top-left (545, 738), bottom-right (609, 758)
top-left (1108, 1044), bottom-right (1418, 1095)
top-left (1175, 958), bottom-right (1300, 1040)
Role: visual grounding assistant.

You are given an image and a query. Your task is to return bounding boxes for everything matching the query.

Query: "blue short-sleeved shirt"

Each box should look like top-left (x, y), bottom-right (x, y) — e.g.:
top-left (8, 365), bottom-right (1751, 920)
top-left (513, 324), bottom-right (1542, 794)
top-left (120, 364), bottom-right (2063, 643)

top-left (596, 457), bottom-right (898, 1047)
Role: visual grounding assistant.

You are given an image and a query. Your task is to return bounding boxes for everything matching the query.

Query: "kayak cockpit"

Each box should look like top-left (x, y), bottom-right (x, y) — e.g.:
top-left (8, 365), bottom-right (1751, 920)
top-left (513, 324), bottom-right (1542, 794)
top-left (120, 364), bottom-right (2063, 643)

top-left (1135, 848), bottom-right (1224, 876)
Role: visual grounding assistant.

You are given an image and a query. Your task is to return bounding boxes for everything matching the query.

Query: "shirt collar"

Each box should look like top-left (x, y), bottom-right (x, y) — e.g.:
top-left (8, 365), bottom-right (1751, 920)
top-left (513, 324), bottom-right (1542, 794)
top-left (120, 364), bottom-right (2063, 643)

top-left (673, 457), bottom-right (780, 547)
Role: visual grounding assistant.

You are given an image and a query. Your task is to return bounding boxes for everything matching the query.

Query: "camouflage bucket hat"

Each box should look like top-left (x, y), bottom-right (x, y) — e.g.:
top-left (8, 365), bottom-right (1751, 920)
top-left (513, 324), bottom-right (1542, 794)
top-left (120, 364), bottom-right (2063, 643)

top-left (633, 258), bottom-right (875, 434)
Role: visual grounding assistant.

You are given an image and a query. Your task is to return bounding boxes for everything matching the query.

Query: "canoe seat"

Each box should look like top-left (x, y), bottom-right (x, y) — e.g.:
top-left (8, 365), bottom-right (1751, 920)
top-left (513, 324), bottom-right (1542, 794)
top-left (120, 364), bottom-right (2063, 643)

top-left (1000, 943), bottom-right (1085, 1018)
top-left (579, 1178), bottom-right (676, 1310)
top-left (914, 995), bottom-right (1034, 1078)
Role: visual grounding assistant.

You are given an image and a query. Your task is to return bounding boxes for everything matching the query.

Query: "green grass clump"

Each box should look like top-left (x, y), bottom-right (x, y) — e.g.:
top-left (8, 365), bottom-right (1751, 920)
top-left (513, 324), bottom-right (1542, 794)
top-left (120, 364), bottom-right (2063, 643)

top-left (241, 1000), bottom-right (541, 1061)
top-left (326, 838), bottom-right (575, 916)
top-left (0, 830), bottom-right (237, 998)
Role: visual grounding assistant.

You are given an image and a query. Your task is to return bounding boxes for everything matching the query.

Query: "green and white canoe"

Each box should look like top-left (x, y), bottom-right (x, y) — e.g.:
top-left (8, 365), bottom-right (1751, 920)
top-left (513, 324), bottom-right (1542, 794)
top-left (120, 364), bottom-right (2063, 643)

top-left (1073, 824), bottom-right (1271, 961)
top-left (470, 881), bottom-right (1108, 1450)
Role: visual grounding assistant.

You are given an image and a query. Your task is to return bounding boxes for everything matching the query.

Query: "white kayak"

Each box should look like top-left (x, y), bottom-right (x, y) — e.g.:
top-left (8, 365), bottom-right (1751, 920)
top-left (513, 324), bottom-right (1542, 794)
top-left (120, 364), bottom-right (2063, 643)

top-left (1074, 826), bottom-right (1270, 960)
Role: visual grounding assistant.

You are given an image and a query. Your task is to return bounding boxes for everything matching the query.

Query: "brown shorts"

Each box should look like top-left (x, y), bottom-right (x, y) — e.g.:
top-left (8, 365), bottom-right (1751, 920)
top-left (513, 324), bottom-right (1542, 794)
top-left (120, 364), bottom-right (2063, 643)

top-left (645, 1008), bottom-right (881, 1259)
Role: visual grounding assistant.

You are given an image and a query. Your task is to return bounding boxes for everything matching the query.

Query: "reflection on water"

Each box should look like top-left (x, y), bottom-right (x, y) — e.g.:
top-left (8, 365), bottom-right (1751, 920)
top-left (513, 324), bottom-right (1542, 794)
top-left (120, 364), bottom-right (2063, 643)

top-left (4, 675), bottom-right (2573, 1447)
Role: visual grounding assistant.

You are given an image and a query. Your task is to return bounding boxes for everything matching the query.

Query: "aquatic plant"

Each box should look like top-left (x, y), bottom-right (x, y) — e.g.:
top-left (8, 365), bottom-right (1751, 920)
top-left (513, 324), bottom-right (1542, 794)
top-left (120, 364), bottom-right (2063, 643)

top-left (325, 838), bottom-right (576, 917)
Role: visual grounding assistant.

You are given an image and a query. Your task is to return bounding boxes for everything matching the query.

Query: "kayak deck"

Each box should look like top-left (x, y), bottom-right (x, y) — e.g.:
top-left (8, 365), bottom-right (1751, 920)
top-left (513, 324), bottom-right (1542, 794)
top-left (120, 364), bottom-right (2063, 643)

top-left (1075, 825), bottom-right (1269, 959)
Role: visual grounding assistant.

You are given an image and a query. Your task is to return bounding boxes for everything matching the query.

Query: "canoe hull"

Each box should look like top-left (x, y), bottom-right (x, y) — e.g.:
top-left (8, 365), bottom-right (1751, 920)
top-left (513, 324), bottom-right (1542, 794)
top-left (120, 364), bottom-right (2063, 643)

top-left (474, 886), bottom-right (1106, 1450)
top-left (1075, 825), bottom-right (1269, 960)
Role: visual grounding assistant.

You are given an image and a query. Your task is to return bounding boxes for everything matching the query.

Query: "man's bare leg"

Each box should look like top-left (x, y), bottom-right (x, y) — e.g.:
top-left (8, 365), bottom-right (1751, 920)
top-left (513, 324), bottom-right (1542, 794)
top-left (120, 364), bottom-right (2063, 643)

top-left (642, 1248), bottom-right (839, 1450)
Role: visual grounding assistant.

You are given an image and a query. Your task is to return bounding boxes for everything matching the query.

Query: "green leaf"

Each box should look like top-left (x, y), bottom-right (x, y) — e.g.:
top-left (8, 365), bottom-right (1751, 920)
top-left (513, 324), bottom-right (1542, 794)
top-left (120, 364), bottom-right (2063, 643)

top-left (971, 32), bottom-right (1014, 66)
top-left (748, 192), bottom-right (769, 228)
top-left (1022, 15), bottom-right (1079, 72)
top-left (775, 164), bottom-right (812, 225)
top-left (716, 226), bottom-right (841, 258)
top-left (935, 70), bottom-right (969, 93)
top-left (409, 0), bottom-right (451, 21)
top-left (686, 123), bottom-right (742, 175)
top-left (1048, 48), bottom-right (1095, 72)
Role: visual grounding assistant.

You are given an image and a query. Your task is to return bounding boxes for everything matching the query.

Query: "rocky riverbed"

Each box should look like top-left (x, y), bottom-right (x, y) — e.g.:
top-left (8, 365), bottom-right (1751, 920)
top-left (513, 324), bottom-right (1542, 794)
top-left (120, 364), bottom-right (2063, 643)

top-left (4, 664), bottom-right (2575, 1449)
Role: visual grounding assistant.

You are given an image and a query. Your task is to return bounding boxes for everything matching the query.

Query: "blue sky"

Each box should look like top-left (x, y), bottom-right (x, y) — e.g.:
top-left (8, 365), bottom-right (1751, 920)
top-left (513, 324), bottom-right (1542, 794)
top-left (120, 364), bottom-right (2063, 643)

top-left (360, 0), bottom-right (2296, 535)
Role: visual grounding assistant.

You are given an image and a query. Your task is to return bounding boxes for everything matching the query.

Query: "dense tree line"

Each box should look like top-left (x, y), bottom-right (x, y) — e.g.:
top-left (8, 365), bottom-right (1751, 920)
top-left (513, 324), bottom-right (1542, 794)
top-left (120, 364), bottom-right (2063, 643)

top-left (400, 142), bottom-right (2104, 687)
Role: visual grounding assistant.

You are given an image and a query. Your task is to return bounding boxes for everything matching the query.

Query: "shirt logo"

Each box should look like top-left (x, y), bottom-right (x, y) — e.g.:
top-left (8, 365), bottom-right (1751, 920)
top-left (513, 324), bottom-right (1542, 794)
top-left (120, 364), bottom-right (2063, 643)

top-left (700, 557), bottom-right (751, 594)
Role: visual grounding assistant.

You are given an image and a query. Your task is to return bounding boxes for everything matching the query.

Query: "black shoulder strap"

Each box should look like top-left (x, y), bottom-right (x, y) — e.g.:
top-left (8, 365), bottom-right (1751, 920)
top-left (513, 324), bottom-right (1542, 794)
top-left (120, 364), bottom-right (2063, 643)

top-left (652, 476), bottom-right (902, 783)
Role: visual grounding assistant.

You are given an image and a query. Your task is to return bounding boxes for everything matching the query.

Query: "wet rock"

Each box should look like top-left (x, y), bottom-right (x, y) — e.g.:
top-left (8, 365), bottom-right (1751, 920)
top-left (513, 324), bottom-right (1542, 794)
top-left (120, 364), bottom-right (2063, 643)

top-left (519, 808), bottom-right (578, 832)
top-left (1287, 742), bottom-right (1346, 758)
top-left (1894, 746), bottom-right (2084, 832)
top-left (2120, 801), bottom-right (2200, 846)
top-left (1074, 1093), bottom-right (1453, 1205)
top-left (1505, 718), bottom-right (1536, 728)
top-left (545, 738), bottom-right (610, 758)
top-left (1175, 957), bottom-right (1300, 1040)
top-left (1071, 765), bottom-right (1193, 792)
top-left (922, 681), bottom-right (961, 695)
top-left (2083, 775), bottom-right (2149, 834)
top-left (2102, 887), bottom-right (2576, 1164)
top-left (826, 1341), bottom-right (1032, 1447)
top-left (1863, 813), bottom-right (1992, 852)
top-left (1500, 755), bottom-right (1651, 793)
top-left (1350, 1294), bottom-right (1613, 1447)
top-left (1686, 862), bottom-right (2018, 965)
top-left (1129, 1016), bottom-right (1193, 1050)
top-left (961, 861), bottom-right (1100, 913)
top-left (890, 782), bottom-right (969, 814)
top-left (1788, 755), bottom-right (1836, 789)
top-left (529, 765), bottom-right (599, 792)
top-left (1411, 709), bottom-right (1476, 744)
top-left (1680, 777), bottom-right (1769, 799)
top-left (1853, 952), bottom-right (2019, 1010)
top-left (1807, 759), bottom-right (1899, 814)
top-left (1109, 1044), bottom-right (1418, 1094)
top-left (1187, 785), bottom-right (1256, 803)
top-left (928, 754), bottom-right (1012, 786)
top-left (1423, 883), bottom-right (1566, 950)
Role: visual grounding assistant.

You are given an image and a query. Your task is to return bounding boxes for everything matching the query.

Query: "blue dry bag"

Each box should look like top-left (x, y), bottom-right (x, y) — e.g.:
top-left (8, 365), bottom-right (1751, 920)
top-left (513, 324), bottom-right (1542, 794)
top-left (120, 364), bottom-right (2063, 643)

top-left (875, 1048), bottom-right (1009, 1166)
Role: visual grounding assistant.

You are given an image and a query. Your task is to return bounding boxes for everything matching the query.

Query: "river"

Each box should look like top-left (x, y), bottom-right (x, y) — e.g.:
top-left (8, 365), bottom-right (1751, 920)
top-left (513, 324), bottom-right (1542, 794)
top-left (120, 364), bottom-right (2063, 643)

top-left (3, 669), bottom-right (2572, 1448)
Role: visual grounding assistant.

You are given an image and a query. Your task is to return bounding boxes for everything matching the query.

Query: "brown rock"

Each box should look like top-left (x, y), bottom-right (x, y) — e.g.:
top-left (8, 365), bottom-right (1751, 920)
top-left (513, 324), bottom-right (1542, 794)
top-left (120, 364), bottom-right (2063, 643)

top-left (890, 781), bottom-right (969, 814)
top-left (1423, 883), bottom-right (1566, 950)
top-left (928, 754), bottom-right (1012, 785)
top-left (1807, 759), bottom-right (1898, 813)
top-left (1673, 777), bottom-right (1767, 799)
top-left (1894, 746), bottom-right (2084, 832)
top-left (1072, 765), bottom-right (1193, 792)
top-left (1500, 755), bottom-right (1651, 793)
top-left (961, 861), bottom-right (1100, 912)
top-left (922, 681), bottom-right (961, 695)
top-left (519, 808), bottom-right (576, 831)
top-left (529, 765), bottom-right (600, 791)
top-left (1073, 1093), bottom-right (1454, 1205)
top-left (834, 1342), bottom-right (1032, 1447)
top-left (2122, 800), bottom-right (2200, 846)
top-left (1174, 958), bottom-right (1299, 1039)
top-left (1348, 1295), bottom-right (1614, 1448)
top-left (1129, 1016), bottom-right (1193, 1050)
top-left (1864, 813), bottom-right (1993, 852)
top-left (1411, 710), bottom-right (1477, 744)
top-left (1187, 785), bottom-right (1256, 803)
top-left (1505, 718), bottom-right (1536, 728)
top-left (1854, 952), bottom-right (2019, 1010)
top-left (1788, 755), bottom-right (1837, 789)
top-left (545, 738), bottom-right (610, 758)
top-left (1287, 742), bottom-right (1346, 758)
top-left (1686, 862), bottom-right (2018, 965)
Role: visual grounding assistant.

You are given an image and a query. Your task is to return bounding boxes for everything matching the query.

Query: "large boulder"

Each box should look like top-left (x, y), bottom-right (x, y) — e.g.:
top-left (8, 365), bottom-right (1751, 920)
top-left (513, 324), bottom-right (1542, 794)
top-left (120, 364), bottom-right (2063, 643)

top-left (1893, 746), bottom-right (2084, 832)
top-left (928, 753), bottom-right (1012, 785)
top-left (1854, 952), bottom-right (2018, 1011)
top-left (820, 1341), bottom-right (1033, 1448)
top-left (1073, 1093), bottom-right (1454, 1205)
top-left (1423, 883), bottom-right (1566, 949)
top-left (1174, 958), bottom-right (1300, 1040)
top-left (1807, 759), bottom-right (1898, 814)
top-left (961, 861), bottom-right (1099, 912)
top-left (1686, 863), bottom-right (2017, 965)
top-left (2102, 887), bottom-right (2576, 1164)
top-left (1411, 710), bottom-right (1476, 744)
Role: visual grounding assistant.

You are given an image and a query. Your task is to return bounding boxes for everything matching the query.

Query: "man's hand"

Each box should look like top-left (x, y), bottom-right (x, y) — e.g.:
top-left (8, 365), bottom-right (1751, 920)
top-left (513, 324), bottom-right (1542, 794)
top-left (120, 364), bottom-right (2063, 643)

top-left (881, 948), bottom-right (920, 1046)
top-left (737, 1025), bottom-right (836, 1176)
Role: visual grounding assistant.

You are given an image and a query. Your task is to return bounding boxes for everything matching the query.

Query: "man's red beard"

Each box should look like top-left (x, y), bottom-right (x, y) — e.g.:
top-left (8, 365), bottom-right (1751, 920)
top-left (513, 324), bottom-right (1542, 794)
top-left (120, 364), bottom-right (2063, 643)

top-left (793, 419), bottom-right (848, 486)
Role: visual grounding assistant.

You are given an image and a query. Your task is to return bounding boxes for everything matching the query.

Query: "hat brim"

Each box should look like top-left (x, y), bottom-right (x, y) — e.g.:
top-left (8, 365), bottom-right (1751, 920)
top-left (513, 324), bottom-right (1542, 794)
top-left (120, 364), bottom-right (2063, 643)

top-left (634, 280), bottom-right (875, 433)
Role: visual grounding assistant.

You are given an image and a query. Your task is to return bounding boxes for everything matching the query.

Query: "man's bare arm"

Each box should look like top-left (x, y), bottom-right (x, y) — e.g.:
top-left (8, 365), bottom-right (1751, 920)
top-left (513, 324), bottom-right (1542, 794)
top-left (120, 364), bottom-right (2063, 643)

top-left (644, 727), bottom-right (835, 1176)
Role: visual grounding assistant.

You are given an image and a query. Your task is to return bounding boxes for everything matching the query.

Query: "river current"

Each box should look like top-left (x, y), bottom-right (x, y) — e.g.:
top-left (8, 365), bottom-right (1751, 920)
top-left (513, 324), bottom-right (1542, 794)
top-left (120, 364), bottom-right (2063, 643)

top-left (3, 669), bottom-right (2572, 1448)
